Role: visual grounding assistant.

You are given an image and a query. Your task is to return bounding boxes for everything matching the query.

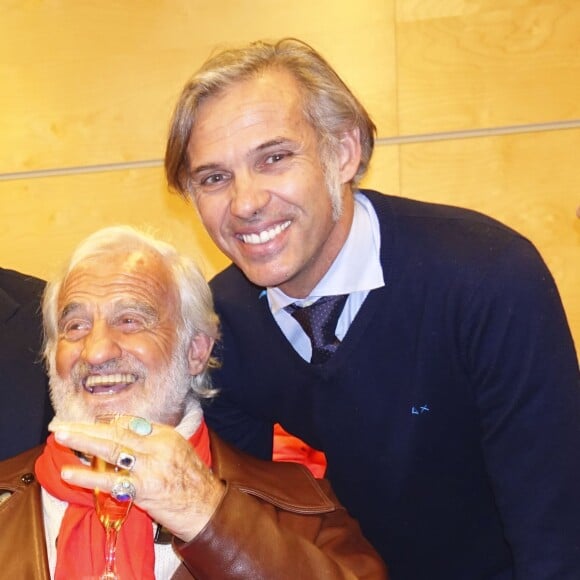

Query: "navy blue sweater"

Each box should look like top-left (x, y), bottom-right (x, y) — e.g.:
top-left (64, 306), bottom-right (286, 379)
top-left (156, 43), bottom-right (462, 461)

top-left (205, 190), bottom-right (580, 579)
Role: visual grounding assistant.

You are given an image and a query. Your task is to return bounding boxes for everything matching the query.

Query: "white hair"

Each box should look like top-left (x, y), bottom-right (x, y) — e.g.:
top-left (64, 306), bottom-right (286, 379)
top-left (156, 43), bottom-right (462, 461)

top-left (43, 225), bottom-right (220, 399)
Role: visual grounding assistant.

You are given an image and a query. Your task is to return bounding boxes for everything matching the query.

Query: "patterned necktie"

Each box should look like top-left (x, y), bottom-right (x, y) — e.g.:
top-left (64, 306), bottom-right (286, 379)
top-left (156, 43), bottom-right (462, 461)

top-left (286, 294), bottom-right (348, 364)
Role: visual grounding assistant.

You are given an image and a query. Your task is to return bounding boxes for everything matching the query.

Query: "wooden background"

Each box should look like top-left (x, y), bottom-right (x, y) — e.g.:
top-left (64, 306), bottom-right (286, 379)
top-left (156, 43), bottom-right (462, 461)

top-left (1, 0), bottom-right (578, 348)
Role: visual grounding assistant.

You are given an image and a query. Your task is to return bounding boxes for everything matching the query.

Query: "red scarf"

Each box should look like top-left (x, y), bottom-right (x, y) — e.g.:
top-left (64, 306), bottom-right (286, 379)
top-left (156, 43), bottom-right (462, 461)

top-left (35, 420), bottom-right (212, 580)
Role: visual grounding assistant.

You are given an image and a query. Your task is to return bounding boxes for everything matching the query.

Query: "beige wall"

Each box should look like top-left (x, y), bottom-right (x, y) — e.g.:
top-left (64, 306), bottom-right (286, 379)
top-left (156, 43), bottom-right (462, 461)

top-left (1, 0), bottom-right (578, 347)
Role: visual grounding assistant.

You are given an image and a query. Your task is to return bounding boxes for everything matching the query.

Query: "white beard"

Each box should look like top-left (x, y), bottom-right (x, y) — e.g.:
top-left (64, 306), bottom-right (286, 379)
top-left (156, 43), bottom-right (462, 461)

top-left (49, 348), bottom-right (196, 427)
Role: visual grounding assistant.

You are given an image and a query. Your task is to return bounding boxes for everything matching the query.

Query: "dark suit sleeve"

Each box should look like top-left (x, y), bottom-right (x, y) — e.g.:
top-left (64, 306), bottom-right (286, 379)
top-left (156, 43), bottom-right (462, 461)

top-left (0, 269), bottom-right (53, 461)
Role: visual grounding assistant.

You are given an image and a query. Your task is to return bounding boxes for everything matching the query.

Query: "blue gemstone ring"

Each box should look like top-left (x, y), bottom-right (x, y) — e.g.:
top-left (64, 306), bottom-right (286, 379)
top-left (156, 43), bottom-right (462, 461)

top-left (128, 417), bottom-right (153, 436)
top-left (111, 477), bottom-right (136, 502)
top-left (116, 451), bottom-right (136, 472)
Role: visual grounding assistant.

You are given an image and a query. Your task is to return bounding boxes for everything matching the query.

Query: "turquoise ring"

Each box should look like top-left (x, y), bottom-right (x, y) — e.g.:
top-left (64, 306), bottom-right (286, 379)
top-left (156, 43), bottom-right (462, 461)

top-left (128, 417), bottom-right (152, 436)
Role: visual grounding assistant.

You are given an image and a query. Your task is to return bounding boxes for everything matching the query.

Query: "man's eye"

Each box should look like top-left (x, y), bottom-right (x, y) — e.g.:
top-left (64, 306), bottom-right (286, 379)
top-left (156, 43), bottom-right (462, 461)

top-left (203, 174), bottom-right (222, 185)
top-left (199, 173), bottom-right (229, 189)
top-left (265, 152), bottom-right (289, 165)
top-left (118, 316), bottom-right (145, 330)
top-left (62, 320), bottom-right (90, 340)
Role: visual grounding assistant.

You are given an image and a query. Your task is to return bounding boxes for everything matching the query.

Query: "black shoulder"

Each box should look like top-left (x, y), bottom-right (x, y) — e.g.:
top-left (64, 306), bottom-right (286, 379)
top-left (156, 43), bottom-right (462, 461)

top-left (0, 268), bottom-right (46, 306)
top-left (210, 265), bottom-right (264, 307)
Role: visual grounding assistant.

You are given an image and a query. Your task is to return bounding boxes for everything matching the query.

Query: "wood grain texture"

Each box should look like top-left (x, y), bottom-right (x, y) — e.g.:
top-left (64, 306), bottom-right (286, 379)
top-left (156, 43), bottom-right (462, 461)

top-left (360, 144), bottom-right (401, 196)
top-left (0, 0), bottom-right (396, 173)
top-left (0, 166), bottom-right (230, 281)
top-left (0, 0), bottom-right (577, 350)
top-left (396, 0), bottom-right (580, 134)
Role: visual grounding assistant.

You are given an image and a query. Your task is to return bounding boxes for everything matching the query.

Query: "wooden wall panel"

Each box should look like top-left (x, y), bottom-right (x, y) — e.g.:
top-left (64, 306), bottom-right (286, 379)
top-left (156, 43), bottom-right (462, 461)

top-left (0, 0), bottom-right (577, 349)
top-left (397, 128), bottom-right (580, 347)
top-left (0, 167), bottom-right (230, 281)
top-left (0, 0), bottom-right (396, 173)
top-left (396, 0), bottom-right (580, 134)
top-left (360, 145), bottom-right (400, 196)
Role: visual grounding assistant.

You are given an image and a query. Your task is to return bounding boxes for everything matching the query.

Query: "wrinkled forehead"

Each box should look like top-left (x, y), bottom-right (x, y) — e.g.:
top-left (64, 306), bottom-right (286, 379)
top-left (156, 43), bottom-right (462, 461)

top-left (58, 249), bottom-right (178, 315)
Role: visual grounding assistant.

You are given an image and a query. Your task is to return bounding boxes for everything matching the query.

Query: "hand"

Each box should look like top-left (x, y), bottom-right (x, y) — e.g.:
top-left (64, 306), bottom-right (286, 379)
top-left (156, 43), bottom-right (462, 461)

top-left (49, 417), bottom-right (226, 541)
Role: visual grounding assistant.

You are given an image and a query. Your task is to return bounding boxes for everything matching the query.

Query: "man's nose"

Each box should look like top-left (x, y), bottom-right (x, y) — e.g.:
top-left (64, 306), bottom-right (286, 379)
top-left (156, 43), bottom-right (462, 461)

top-left (80, 322), bottom-right (122, 365)
top-left (230, 172), bottom-right (270, 218)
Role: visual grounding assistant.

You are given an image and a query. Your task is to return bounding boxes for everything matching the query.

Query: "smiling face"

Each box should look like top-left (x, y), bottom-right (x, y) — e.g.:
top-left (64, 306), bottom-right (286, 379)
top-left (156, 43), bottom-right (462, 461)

top-left (187, 68), bottom-right (361, 298)
top-left (50, 249), bottom-right (206, 425)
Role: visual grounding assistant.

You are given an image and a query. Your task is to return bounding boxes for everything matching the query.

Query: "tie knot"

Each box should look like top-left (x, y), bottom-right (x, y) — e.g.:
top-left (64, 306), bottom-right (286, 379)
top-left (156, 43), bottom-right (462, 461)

top-left (286, 294), bottom-right (348, 364)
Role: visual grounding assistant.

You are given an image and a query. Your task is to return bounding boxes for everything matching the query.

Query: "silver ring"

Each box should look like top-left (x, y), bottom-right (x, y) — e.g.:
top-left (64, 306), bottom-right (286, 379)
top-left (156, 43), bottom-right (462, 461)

top-left (128, 417), bottom-right (153, 436)
top-left (111, 477), bottom-right (136, 502)
top-left (116, 451), bottom-right (136, 472)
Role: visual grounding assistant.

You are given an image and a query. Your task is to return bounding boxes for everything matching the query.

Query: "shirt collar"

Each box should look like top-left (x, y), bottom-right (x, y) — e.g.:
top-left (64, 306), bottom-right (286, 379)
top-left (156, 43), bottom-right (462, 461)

top-left (268, 192), bottom-right (384, 313)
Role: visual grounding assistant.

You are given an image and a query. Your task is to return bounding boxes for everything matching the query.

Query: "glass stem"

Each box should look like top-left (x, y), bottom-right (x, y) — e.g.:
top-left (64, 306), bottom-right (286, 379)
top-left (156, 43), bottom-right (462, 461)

top-left (102, 526), bottom-right (119, 579)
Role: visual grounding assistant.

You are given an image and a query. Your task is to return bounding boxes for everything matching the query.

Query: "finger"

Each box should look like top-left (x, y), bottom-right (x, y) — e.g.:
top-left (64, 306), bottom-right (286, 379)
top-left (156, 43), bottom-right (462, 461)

top-left (50, 419), bottom-right (164, 455)
top-left (50, 417), bottom-right (144, 438)
top-left (94, 414), bottom-right (153, 436)
top-left (62, 465), bottom-right (140, 506)
top-left (53, 428), bottom-right (129, 467)
top-left (59, 464), bottom-right (120, 493)
top-left (49, 419), bottom-right (134, 447)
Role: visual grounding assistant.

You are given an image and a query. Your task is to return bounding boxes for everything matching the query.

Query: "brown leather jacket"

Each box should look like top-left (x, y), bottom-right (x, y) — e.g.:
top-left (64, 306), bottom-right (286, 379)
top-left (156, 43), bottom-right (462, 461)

top-left (0, 431), bottom-right (387, 579)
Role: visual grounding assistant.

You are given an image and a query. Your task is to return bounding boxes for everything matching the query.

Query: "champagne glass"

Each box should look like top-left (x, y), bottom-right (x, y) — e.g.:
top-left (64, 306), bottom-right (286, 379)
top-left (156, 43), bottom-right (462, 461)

top-left (93, 414), bottom-right (134, 580)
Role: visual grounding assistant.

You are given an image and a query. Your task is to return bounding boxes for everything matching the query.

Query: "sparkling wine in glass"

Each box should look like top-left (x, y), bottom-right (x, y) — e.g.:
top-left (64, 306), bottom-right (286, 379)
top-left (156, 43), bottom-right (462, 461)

top-left (93, 414), bottom-right (133, 580)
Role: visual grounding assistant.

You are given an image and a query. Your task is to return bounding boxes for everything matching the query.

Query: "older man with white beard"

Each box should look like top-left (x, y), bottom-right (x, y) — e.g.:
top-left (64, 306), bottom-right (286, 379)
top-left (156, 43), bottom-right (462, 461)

top-left (0, 225), bottom-right (386, 580)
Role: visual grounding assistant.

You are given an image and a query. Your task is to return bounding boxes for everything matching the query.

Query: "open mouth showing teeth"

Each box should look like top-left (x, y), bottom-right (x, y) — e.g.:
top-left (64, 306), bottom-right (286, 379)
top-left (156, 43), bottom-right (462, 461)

top-left (84, 373), bottom-right (137, 395)
top-left (239, 220), bottom-right (291, 245)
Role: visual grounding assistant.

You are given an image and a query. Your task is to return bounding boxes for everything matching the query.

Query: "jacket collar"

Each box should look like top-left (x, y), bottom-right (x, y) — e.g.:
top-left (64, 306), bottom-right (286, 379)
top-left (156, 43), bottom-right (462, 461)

top-left (0, 445), bottom-right (50, 579)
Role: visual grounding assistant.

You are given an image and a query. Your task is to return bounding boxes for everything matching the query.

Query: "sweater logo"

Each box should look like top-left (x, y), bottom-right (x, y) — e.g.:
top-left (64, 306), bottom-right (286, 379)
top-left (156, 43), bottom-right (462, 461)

top-left (411, 404), bottom-right (430, 415)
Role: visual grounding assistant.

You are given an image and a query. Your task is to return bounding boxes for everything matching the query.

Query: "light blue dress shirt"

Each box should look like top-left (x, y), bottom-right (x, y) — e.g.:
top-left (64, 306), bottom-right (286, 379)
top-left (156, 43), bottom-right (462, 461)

top-left (268, 192), bottom-right (384, 361)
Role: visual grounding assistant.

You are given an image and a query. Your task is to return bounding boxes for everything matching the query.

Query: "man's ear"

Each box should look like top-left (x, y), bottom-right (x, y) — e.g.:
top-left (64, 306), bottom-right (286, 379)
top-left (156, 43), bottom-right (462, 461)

top-left (187, 333), bottom-right (214, 375)
top-left (337, 127), bottom-right (362, 184)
